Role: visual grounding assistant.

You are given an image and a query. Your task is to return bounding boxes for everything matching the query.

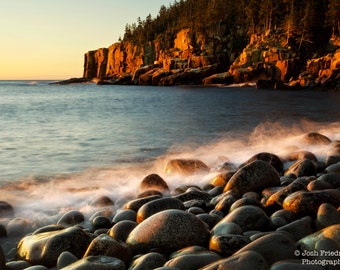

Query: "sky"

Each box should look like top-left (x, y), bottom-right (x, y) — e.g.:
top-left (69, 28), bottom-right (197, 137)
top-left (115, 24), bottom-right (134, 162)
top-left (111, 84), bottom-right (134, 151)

top-left (0, 0), bottom-right (172, 80)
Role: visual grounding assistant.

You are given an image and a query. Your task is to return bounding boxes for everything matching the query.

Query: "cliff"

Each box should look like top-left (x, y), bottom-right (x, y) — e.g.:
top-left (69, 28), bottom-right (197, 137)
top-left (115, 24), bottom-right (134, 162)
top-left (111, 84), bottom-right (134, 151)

top-left (69, 0), bottom-right (340, 88)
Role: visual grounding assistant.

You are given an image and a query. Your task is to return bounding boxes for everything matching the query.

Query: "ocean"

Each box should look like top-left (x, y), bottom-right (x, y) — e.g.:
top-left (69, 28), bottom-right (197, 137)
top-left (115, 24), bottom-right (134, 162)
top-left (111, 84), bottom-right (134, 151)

top-left (0, 80), bottom-right (339, 219)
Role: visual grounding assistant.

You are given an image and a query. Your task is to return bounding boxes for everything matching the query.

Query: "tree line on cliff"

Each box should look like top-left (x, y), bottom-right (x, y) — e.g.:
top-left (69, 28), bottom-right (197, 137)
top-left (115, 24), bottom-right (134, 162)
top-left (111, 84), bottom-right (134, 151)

top-left (123, 0), bottom-right (339, 56)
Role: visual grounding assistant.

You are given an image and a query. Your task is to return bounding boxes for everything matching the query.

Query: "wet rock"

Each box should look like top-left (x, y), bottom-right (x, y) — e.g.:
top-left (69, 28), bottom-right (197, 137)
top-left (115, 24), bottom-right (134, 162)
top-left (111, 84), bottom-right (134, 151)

top-left (240, 152), bottom-right (284, 173)
top-left (0, 201), bottom-right (14, 218)
top-left (325, 162), bottom-right (340, 174)
top-left (6, 260), bottom-right (32, 270)
top-left (224, 160), bottom-right (280, 196)
top-left (217, 205), bottom-right (269, 231)
top-left (57, 210), bottom-right (85, 227)
top-left (200, 250), bottom-right (268, 270)
top-left (209, 172), bottom-right (234, 187)
top-left (301, 132), bottom-right (332, 145)
top-left (6, 217), bottom-right (34, 237)
top-left (213, 194), bottom-right (237, 214)
top-left (297, 224), bottom-right (340, 251)
top-left (89, 196), bottom-right (114, 207)
top-left (84, 234), bottom-right (131, 264)
top-left (234, 232), bottom-right (296, 266)
top-left (164, 251), bottom-right (221, 270)
top-left (126, 209), bottom-right (210, 253)
top-left (136, 197), bottom-right (185, 223)
top-left (32, 224), bottom-right (64, 235)
top-left (270, 209), bottom-right (299, 223)
top-left (57, 251), bottom-right (78, 269)
top-left (209, 234), bottom-right (250, 256)
top-left (24, 265), bottom-right (49, 270)
top-left (265, 181), bottom-right (307, 207)
top-left (173, 187), bottom-right (211, 203)
top-left (229, 197), bottom-right (263, 212)
top-left (283, 189), bottom-right (340, 217)
top-left (197, 213), bottom-right (221, 229)
top-left (270, 260), bottom-right (324, 270)
top-left (108, 220), bottom-right (137, 242)
top-left (317, 173), bottom-right (340, 188)
top-left (316, 203), bottom-right (340, 230)
top-left (211, 222), bottom-right (243, 236)
top-left (307, 179), bottom-right (333, 191)
top-left (286, 150), bottom-right (318, 162)
top-left (129, 252), bottom-right (167, 270)
top-left (164, 159), bottom-right (210, 175)
top-left (112, 209), bottom-right (136, 223)
top-left (268, 216), bottom-right (288, 230)
top-left (91, 216), bottom-right (112, 230)
top-left (139, 173), bottom-right (170, 193)
top-left (17, 226), bottom-right (90, 267)
top-left (276, 216), bottom-right (313, 241)
top-left (60, 256), bottom-right (125, 270)
top-left (124, 195), bottom-right (162, 212)
top-left (284, 159), bottom-right (317, 177)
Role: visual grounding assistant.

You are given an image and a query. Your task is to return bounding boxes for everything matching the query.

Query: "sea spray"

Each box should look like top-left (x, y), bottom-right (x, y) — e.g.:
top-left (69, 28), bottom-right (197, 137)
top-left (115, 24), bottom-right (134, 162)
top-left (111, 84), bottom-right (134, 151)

top-left (1, 120), bottom-right (339, 223)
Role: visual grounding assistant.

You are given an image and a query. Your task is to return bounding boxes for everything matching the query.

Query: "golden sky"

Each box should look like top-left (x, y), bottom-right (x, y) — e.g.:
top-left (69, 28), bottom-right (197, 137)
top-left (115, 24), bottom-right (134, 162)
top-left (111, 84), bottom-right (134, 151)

top-left (0, 0), bottom-right (171, 80)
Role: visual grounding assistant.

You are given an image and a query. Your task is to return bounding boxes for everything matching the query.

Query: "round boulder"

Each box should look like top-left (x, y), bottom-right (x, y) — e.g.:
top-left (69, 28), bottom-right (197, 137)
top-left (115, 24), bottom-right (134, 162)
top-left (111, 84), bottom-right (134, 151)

top-left (139, 173), bottom-right (169, 193)
top-left (217, 205), bottom-right (269, 232)
top-left (240, 152), bottom-right (284, 173)
top-left (301, 132), bottom-right (332, 145)
top-left (126, 209), bottom-right (210, 253)
top-left (164, 159), bottom-right (210, 175)
top-left (224, 160), bottom-right (280, 196)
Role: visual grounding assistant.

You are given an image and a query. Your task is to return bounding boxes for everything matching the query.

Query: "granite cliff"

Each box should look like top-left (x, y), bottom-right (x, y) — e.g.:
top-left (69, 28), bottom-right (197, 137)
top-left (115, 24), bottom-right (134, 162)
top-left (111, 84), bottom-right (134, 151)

top-left (77, 0), bottom-right (340, 89)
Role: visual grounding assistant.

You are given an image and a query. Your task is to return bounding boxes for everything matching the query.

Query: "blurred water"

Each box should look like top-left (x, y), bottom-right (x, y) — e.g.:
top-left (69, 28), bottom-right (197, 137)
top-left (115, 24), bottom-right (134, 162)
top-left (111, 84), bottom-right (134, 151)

top-left (0, 81), bottom-right (339, 216)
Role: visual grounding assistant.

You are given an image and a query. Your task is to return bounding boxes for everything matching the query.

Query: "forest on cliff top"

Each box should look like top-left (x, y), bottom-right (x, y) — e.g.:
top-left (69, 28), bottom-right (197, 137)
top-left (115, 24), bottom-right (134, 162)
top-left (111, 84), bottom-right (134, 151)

top-left (123, 0), bottom-right (339, 55)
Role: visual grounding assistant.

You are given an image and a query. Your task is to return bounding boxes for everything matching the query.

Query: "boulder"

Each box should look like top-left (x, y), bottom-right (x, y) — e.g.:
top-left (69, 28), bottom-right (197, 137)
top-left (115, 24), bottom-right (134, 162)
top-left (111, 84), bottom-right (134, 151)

top-left (301, 132), bottom-right (332, 145)
top-left (57, 210), bottom-right (85, 227)
top-left (283, 189), bottom-right (340, 216)
top-left (126, 209), bottom-right (210, 253)
top-left (164, 159), bottom-right (210, 175)
top-left (17, 227), bottom-right (91, 267)
top-left (108, 220), bottom-right (137, 242)
top-left (240, 152), bottom-right (284, 173)
top-left (224, 160), bottom-right (280, 196)
top-left (84, 234), bottom-right (131, 264)
top-left (136, 197), bottom-right (185, 223)
top-left (217, 205), bottom-right (269, 232)
top-left (129, 252), bottom-right (167, 270)
top-left (139, 173), bottom-right (169, 193)
top-left (0, 201), bottom-right (14, 218)
top-left (234, 232), bottom-right (296, 266)
top-left (209, 234), bottom-right (250, 256)
top-left (284, 159), bottom-right (317, 177)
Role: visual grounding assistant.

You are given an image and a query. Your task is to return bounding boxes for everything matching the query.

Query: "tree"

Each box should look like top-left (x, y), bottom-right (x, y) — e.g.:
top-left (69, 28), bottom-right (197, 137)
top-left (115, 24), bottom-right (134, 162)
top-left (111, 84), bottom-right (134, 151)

top-left (326, 0), bottom-right (340, 36)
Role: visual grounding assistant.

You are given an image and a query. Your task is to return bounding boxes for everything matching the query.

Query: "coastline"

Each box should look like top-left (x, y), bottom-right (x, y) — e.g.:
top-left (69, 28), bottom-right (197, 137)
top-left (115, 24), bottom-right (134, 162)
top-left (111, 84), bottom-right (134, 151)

top-left (1, 130), bottom-right (340, 269)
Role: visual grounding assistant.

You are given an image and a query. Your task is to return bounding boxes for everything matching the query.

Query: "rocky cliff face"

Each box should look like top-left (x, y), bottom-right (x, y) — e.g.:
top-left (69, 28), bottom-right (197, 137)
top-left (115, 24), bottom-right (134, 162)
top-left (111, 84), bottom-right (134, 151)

top-left (82, 28), bottom-right (340, 89)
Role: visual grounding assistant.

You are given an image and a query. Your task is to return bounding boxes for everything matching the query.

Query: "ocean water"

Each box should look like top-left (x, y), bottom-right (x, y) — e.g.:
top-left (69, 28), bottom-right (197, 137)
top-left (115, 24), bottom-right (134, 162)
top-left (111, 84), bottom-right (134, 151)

top-left (0, 80), bottom-right (340, 219)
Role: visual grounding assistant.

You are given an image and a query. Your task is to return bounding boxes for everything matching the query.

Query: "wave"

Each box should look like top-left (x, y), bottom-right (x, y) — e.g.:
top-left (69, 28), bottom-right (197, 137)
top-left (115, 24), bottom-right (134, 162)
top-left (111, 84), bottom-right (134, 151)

top-left (0, 119), bottom-right (339, 223)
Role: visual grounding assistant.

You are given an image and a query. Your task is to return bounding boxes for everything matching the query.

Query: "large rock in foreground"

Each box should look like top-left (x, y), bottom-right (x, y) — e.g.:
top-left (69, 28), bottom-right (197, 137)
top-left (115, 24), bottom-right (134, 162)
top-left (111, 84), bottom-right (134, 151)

top-left (126, 209), bottom-right (210, 253)
top-left (17, 227), bottom-right (91, 267)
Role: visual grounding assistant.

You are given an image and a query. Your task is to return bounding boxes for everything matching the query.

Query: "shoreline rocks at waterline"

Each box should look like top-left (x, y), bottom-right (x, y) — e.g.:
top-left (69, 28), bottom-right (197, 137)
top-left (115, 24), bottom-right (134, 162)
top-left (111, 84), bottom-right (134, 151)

top-left (0, 131), bottom-right (339, 270)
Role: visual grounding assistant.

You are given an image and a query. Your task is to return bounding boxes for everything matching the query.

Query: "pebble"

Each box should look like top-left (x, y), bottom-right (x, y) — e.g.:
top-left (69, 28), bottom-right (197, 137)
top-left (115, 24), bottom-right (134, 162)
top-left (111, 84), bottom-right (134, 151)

top-left (0, 201), bottom-right (14, 218)
top-left (57, 210), bottom-right (85, 227)
top-left (209, 234), bottom-right (250, 256)
top-left (276, 216), bottom-right (313, 241)
top-left (316, 203), bottom-right (340, 230)
top-left (56, 251), bottom-right (78, 269)
top-left (108, 220), bottom-right (137, 242)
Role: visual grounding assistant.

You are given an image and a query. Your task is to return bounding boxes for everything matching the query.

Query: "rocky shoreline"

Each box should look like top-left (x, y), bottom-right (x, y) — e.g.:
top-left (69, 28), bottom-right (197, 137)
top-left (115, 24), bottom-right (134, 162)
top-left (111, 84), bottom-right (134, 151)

top-left (0, 131), bottom-right (340, 269)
